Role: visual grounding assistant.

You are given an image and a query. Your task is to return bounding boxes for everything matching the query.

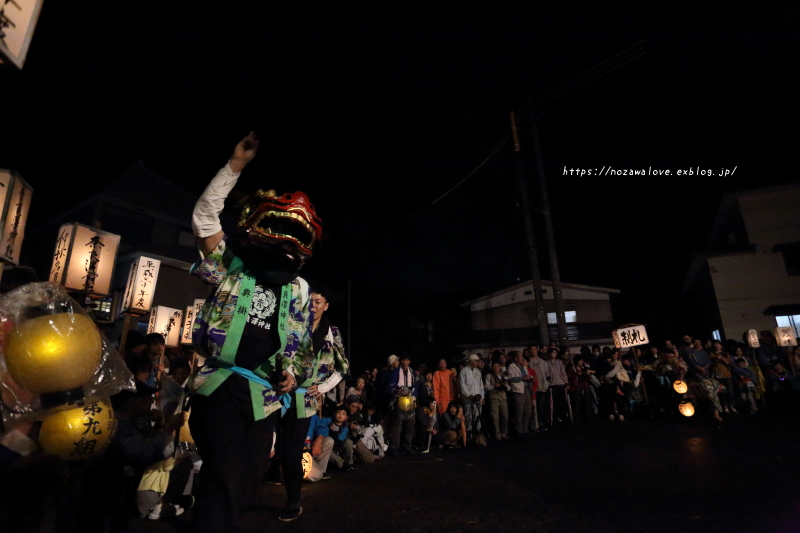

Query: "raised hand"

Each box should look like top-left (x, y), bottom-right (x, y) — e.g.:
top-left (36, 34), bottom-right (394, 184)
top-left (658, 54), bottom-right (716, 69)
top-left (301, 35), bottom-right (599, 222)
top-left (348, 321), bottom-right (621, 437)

top-left (230, 131), bottom-right (260, 173)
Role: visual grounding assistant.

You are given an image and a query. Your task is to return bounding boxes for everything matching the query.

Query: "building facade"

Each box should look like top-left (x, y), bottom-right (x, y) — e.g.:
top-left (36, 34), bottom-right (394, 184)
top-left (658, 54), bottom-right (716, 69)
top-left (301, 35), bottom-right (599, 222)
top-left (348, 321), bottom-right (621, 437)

top-left (683, 183), bottom-right (800, 341)
top-left (459, 279), bottom-right (619, 353)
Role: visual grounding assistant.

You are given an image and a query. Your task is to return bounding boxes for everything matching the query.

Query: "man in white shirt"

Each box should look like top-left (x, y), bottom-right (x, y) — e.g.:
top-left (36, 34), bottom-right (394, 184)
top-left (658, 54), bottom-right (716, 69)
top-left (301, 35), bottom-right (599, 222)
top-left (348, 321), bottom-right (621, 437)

top-left (387, 356), bottom-right (419, 455)
top-left (506, 351), bottom-right (533, 436)
top-left (458, 354), bottom-right (485, 439)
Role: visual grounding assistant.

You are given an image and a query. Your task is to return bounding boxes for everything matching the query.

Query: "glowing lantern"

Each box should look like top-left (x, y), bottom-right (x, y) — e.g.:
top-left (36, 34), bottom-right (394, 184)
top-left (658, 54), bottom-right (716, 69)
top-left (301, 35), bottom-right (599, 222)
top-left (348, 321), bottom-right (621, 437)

top-left (678, 400), bottom-right (695, 417)
top-left (49, 222), bottom-right (120, 297)
top-left (5, 312), bottom-right (102, 395)
top-left (0, 169), bottom-right (34, 266)
top-left (775, 327), bottom-right (798, 347)
top-left (121, 256), bottom-right (161, 315)
top-left (0, 0), bottom-right (44, 69)
top-left (147, 306), bottom-right (183, 347)
top-left (302, 451), bottom-right (314, 479)
top-left (38, 399), bottom-right (116, 460)
top-left (181, 299), bottom-right (205, 345)
top-left (673, 380), bottom-right (688, 394)
top-left (178, 409), bottom-right (194, 444)
top-left (746, 329), bottom-right (760, 348)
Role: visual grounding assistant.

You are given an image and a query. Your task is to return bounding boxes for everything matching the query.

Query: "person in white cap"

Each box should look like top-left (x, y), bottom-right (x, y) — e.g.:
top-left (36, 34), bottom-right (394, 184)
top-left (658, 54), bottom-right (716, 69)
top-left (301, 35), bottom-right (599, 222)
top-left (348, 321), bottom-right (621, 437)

top-left (459, 354), bottom-right (485, 440)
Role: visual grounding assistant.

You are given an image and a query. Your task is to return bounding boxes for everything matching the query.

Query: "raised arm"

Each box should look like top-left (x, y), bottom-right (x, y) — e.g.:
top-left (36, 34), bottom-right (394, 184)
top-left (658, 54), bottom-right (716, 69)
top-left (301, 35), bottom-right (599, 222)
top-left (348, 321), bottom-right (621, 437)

top-left (192, 132), bottom-right (260, 256)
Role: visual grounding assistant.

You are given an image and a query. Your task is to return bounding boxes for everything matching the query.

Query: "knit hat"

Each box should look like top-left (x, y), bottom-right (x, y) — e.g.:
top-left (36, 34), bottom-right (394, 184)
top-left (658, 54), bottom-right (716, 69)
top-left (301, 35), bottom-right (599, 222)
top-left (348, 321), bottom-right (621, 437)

top-left (387, 354), bottom-right (398, 365)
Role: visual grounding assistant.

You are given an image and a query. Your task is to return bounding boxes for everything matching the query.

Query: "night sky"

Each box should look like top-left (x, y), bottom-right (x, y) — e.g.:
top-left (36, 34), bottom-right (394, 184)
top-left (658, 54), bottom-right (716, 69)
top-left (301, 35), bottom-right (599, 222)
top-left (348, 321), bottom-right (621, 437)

top-left (2, 5), bottom-right (799, 364)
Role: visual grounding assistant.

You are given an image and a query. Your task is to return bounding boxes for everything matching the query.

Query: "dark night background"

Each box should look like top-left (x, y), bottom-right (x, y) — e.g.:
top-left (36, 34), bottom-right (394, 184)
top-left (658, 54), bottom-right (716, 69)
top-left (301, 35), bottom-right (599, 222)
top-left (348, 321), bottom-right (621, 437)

top-left (2, 5), bottom-right (799, 370)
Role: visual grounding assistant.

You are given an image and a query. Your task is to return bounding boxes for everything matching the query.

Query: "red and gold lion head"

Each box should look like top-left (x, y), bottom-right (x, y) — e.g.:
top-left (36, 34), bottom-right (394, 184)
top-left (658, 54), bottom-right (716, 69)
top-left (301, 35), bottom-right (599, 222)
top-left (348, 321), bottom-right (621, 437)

top-left (237, 189), bottom-right (323, 256)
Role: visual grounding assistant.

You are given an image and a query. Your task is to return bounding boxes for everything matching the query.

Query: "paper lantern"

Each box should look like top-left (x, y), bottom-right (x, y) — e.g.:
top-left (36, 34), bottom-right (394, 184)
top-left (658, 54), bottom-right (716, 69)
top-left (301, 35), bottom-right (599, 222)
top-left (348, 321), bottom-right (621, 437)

top-left (746, 329), bottom-right (760, 348)
top-left (38, 399), bottom-right (116, 460)
top-left (612, 325), bottom-right (649, 349)
top-left (5, 312), bottom-right (102, 395)
top-left (678, 400), bottom-right (695, 417)
top-left (0, 169), bottom-right (34, 265)
top-left (147, 306), bottom-right (183, 347)
top-left (120, 256), bottom-right (161, 315)
top-left (302, 451), bottom-right (314, 479)
top-left (775, 327), bottom-right (798, 347)
top-left (673, 380), bottom-right (688, 394)
top-left (0, 0), bottom-right (44, 69)
top-left (181, 299), bottom-right (205, 345)
top-left (49, 222), bottom-right (120, 296)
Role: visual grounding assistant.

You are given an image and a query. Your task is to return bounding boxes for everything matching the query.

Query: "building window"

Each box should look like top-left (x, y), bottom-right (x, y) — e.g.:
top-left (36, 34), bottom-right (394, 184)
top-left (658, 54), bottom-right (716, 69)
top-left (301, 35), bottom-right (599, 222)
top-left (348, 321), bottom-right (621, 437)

top-left (547, 310), bottom-right (577, 324)
top-left (775, 315), bottom-right (800, 337)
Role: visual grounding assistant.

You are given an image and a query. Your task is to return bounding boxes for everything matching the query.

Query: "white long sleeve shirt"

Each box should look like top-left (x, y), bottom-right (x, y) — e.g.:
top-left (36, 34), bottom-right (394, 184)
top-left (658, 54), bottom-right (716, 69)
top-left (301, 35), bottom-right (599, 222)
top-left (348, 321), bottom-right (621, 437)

top-left (459, 366), bottom-right (484, 398)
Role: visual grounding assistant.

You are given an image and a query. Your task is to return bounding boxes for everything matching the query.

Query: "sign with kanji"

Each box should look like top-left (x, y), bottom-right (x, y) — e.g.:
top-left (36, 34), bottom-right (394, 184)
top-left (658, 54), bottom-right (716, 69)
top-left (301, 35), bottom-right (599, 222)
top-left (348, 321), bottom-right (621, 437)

top-left (147, 305), bottom-right (183, 346)
top-left (0, 0), bottom-right (44, 69)
top-left (121, 256), bottom-right (161, 315)
top-left (181, 299), bottom-right (205, 345)
top-left (612, 325), bottom-right (649, 348)
top-left (0, 169), bottom-right (33, 265)
top-left (148, 306), bottom-right (183, 347)
top-left (49, 222), bottom-right (120, 296)
top-left (775, 327), bottom-right (798, 347)
top-left (746, 329), bottom-right (760, 348)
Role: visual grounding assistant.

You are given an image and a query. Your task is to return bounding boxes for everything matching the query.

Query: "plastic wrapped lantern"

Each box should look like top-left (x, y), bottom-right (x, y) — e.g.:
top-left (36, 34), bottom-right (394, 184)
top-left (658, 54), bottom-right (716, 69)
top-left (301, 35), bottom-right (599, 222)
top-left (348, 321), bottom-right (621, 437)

top-left (5, 302), bottom-right (103, 405)
top-left (678, 399), bottom-right (695, 417)
top-left (38, 399), bottom-right (116, 460)
top-left (673, 380), bottom-right (688, 394)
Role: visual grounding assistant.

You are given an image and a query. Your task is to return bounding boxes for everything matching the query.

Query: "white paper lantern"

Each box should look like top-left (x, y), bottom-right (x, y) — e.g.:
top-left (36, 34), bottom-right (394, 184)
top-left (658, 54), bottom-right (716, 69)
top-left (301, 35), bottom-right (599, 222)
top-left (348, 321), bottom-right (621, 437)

top-left (746, 329), bottom-right (760, 348)
top-left (0, 0), bottom-right (45, 69)
top-left (120, 256), bottom-right (161, 315)
top-left (181, 299), bottom-right (205, 345)
top-left (147, 306), bottom-right (183, 347)
top-left (775, 327), bottom-right (798, 347)
top-left (49, 223), bottom-right (120, 296)
top-left (0, 169), bottom-right (34, 265)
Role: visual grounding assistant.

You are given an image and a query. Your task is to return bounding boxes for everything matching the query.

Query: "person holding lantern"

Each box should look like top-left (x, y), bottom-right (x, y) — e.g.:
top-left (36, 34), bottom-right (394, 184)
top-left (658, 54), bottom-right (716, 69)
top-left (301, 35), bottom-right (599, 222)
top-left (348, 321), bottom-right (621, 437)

top-left (188, 131), bottom-right (323, 527)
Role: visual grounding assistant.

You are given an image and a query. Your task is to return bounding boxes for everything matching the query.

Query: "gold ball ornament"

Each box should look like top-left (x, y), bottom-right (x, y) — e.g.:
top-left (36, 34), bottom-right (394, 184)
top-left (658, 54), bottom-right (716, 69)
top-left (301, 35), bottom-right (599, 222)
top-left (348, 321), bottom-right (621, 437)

top-left (673, 380), bottom-right (688, 394)
top-left (5, 313), bottom-right (102, 394)
top-left (38, 399), bottom-right (116, 460)
top-left (397, 395), bottom-right (415, 412)
top-left (678, 400), bottom-right (695, 417)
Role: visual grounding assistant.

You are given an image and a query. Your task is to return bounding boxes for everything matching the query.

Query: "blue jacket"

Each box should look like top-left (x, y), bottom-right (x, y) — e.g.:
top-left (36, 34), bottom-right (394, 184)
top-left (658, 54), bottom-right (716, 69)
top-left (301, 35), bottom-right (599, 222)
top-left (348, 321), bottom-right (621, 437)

top-left (307, 414), bottom-right (349, 442)
top-left (390, 367), bottom-right (421, 398)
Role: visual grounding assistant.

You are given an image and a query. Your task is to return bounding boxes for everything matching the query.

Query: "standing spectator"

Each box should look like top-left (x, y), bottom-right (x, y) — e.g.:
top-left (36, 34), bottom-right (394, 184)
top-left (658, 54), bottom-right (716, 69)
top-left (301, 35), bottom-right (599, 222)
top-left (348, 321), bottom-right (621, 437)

top-left (525, 355), bottom-right (539, 432)
top-left (388, 356), bottom-right (419, 455)
top-left (546, 348), bottom-right (570, 425)
top-left (459, 354), bottom-right (485, 440)
top-left (529, 346), bottom-right (551, 430)
top-left (377, 355), bottom-right (400, 416)
top-left (734, 358), bottom-right (759, 413)
top-left (484, 361), bottom-right (510, 440)
top-left (433, 358), bottom-right (457, 415)
top-left (506, 352), bottom-right (532, 436)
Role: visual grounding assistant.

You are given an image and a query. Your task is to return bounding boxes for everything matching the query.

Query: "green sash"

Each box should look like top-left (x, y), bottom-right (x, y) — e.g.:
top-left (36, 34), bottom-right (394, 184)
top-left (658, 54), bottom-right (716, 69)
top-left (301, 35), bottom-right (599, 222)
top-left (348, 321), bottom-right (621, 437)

top-left (196, 257), bottom-right (292, 421)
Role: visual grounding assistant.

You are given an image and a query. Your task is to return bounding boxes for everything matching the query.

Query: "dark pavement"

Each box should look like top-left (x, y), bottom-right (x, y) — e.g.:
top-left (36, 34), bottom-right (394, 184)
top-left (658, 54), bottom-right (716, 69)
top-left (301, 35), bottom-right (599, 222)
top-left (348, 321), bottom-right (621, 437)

top-left (133, 414), bottom-right (800, 533)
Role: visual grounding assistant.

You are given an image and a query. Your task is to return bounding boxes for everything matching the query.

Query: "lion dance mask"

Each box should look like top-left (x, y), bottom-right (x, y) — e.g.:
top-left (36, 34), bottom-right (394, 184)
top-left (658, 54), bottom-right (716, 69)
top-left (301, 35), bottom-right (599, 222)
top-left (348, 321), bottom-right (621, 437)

top-left (232, 189), bottom-right (323, 285)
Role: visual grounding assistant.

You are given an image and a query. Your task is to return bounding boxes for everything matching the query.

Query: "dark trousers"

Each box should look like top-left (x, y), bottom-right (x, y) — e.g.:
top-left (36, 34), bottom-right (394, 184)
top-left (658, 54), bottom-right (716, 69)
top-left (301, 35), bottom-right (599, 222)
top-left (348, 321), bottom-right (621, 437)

top-left (390, 410), bottom-right (415, 451)
top-left (278, 400), bottom-right (311, 511)
top-left (536, 389), bottom-right (551, 427)
top-left (551, 385), bottom-right (568, 422)
top-left (191, 376), bottom-right (278, 533)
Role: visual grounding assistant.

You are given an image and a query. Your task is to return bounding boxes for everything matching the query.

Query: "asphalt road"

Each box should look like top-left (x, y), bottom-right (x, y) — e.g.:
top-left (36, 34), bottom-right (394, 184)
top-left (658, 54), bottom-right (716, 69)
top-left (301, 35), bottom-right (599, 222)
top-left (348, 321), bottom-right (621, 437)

top-left (131, 413), bottom-right (800, 533)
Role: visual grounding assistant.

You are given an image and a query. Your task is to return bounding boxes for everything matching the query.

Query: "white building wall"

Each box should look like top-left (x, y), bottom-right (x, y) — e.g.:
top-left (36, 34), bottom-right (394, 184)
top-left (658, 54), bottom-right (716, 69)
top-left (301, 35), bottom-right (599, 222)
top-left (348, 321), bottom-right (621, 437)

top-left (709, 253), bottom-right (800, 338)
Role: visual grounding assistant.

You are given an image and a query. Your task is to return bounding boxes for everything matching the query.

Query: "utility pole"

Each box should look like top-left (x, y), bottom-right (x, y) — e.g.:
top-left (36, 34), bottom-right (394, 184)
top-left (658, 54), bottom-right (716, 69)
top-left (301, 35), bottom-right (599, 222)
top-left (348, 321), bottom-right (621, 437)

top-left (528, 98), bottom-right (568, 345)
top-left (510, 111), bottom-right (549, 344)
